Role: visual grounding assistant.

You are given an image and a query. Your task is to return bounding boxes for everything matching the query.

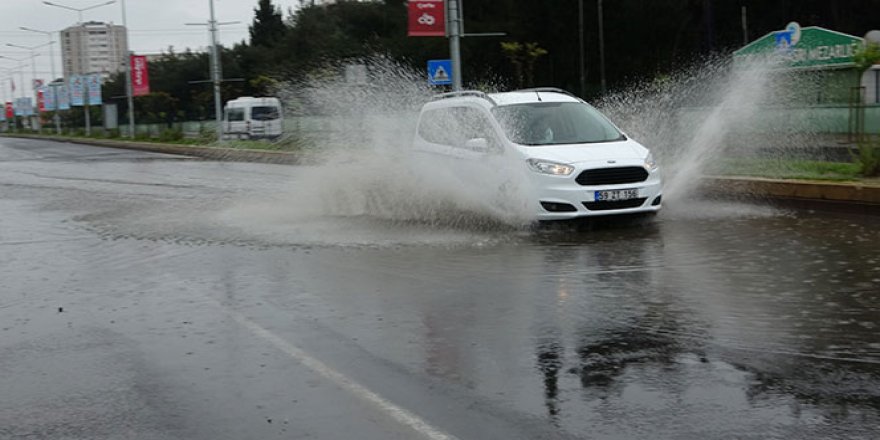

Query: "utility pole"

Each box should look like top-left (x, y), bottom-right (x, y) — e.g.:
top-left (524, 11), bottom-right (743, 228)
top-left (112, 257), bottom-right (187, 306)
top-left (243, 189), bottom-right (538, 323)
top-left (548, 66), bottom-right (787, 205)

top-left (597, 0), bottom-right (606, 94)
top-left (20, 27), bottom-right (61, 133)
top-left (6, 44), bottom-right (48, 131)
top-left (448, 0), bottom-right (462, 91)
top-left (209, 0), bottom-right (222, 142)
top-left (444, 0), bottom-right (503, 92)
top-left (121, 0), bottom-right (135, 138)
top-left (187, 0), bottom-right (238, 142)
top-left (578, 0), bottom-right (585, 97)
top-left (741, 6), bottom-right (748, 46)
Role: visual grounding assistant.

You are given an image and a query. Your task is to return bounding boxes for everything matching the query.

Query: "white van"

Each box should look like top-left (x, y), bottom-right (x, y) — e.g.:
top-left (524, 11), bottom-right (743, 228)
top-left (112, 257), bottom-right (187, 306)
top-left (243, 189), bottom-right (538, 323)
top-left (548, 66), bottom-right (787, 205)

top-left (223, 97), bottom-right (283, 140)
top-left (412, 88), bottom-right (662, 221)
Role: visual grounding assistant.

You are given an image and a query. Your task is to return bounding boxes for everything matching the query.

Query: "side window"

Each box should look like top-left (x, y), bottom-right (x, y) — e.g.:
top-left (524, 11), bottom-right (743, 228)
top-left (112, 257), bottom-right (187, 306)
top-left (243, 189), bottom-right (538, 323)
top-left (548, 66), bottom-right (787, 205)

top-left (454, 107), bottom-right (496, 144)
top-left (417, 105), bottom-right (500, 151)
top-left (226, 108), bottom-right (245, 122)
top-left (417, 108), bottom-right (459, 146)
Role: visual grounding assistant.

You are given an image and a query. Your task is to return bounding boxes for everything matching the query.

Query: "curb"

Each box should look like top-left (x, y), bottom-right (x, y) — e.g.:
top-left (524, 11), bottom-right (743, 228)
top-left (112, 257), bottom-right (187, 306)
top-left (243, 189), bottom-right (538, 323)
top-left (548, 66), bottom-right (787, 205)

top-left (1, 134), bottom-right (303, 165)
top-left (701, 176), bottom-right (880, 211)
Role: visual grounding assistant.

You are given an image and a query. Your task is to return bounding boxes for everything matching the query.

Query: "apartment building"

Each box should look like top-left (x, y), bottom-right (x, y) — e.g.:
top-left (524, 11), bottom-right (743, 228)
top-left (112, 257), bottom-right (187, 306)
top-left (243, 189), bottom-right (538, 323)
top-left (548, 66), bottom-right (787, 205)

top-left (60, 21), bottom-right (127, 78)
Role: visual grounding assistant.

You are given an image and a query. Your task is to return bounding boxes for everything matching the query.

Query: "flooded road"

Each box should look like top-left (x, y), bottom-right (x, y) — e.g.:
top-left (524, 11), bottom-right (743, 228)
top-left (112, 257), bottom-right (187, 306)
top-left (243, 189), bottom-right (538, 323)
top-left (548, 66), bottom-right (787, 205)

top-left (1, 137), bottom-right (878, 439)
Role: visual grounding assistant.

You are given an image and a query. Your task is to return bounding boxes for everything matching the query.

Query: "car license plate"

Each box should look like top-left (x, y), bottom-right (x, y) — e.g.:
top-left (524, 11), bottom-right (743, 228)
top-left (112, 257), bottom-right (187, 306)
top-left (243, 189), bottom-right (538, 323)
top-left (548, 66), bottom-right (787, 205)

top-left (594, 188), bottom-right (639, 201)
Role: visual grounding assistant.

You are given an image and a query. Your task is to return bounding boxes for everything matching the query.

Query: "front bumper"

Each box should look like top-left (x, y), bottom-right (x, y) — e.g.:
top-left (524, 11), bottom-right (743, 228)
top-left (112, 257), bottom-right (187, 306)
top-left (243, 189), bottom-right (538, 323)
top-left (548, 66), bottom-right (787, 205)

top-left (531, 165), bottom-right (662, 221)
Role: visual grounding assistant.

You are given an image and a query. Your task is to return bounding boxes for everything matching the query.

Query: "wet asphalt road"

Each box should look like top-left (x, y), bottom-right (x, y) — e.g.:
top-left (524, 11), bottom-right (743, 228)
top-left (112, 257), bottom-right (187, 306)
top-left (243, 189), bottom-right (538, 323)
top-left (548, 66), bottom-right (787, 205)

top-left (1, 137), bottom-right (879, 440)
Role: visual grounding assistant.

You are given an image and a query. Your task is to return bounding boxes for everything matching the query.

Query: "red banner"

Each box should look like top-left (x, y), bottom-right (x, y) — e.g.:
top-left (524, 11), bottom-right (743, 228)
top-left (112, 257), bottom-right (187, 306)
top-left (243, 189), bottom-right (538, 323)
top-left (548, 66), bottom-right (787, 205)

top-left (5, 102), bottom-right (13, 119)
top-left (37, 89), bottom-right (45, 112)
top-left (131, 55), bottom-right (150, 96)
top-left (408, 0), bottom-right (445, 37)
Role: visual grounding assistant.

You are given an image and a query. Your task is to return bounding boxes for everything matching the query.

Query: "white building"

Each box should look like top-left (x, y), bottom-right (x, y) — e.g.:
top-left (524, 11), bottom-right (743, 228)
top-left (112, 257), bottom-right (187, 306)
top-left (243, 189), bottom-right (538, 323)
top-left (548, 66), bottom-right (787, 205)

top-left (60, 21), bottom-right (127, 78)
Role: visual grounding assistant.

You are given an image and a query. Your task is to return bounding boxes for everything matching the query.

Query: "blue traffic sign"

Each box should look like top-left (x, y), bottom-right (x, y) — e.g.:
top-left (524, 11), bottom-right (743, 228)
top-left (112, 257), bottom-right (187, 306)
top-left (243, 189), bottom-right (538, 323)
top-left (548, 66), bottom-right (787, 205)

top-left (427, 59), bottom-right (452, 86)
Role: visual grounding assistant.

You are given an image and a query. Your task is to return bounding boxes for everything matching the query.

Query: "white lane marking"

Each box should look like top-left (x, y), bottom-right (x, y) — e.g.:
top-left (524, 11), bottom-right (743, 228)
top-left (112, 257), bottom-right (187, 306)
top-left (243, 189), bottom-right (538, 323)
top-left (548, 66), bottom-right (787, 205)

top-left (223, 306), bottom-right (460, 440)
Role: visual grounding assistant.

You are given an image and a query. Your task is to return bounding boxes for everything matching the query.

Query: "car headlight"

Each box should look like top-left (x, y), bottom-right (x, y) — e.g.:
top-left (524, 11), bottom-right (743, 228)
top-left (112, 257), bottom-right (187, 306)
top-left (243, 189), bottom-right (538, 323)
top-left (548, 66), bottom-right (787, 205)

top-left (527, 159), bottom-right (575, 176)
top-left (644, 152), bottom-right (659, 172)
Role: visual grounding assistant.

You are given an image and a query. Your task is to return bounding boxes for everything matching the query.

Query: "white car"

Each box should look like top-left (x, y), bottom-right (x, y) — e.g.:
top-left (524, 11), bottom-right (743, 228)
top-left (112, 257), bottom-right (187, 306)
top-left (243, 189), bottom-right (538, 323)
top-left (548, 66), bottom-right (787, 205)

top-left (412, 88), bottom-right (662, 221)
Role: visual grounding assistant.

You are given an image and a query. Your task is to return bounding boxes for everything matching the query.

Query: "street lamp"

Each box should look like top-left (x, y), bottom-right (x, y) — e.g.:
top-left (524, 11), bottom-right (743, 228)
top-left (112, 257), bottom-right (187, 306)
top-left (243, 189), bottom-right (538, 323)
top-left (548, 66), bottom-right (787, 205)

top-left (7, 42), bottom-right (52, 132)
top-left (0, 55), bottom-right (30, 130)
top-left (120, 0), bottom-right (135, 138)
top-left (186, 0), bottom-right (240, 142)
top-left (20, 26), bottom-right (61, 134)
top-left (42, 0), bottom-right (116, 23)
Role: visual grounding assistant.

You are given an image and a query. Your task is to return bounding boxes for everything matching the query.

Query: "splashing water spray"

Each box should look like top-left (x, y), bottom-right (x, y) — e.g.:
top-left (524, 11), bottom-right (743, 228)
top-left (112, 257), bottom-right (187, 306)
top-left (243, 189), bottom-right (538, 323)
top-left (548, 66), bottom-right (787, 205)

top-left (267, 55), bottom-right (806, 231)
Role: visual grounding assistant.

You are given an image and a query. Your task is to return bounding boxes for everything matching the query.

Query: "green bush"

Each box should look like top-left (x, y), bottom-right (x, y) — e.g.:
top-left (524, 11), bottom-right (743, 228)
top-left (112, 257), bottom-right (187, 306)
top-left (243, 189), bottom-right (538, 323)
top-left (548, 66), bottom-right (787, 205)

top-left (852, 138), bottom-right (880, 177)
top-left (134, 131), bottom-right (151, 141)
top-left (158, 128), bottom-right (184, 142)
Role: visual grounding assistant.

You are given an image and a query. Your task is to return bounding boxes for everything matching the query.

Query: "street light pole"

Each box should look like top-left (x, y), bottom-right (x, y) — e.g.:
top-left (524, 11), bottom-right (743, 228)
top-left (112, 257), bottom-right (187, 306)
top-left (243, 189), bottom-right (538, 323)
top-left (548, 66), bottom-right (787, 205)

top-left (120, 0), bottom-right (135, 138)
top-left (43, 0), bottom-right (117, 24)
top-left (447, 0), bottom-right (462, 91)
top-left (43, 0), bottom-right (116, 136)
top-left (578, 0), bottom-right (585, 97)
top-left (7, 43), bottom-right (52, 132)
top-left (20, 27), bottom-right (61, 133)
top-left (1, 56), bottom-right (29, 130)
top-left (1, 54), bottom-right (38, 130)
top-left (597, 0), bottom-right (606, 94)
top-left (208, 0), bottom-right (223, 142)
top-left (187, 0), bottom-right (238, 142)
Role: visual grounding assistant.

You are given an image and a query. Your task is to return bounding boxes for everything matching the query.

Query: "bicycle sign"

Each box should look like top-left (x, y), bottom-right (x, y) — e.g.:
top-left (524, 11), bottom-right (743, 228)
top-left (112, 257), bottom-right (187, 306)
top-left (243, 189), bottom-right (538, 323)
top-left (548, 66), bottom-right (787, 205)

top-left (407, 0), bottom-right (445, 37)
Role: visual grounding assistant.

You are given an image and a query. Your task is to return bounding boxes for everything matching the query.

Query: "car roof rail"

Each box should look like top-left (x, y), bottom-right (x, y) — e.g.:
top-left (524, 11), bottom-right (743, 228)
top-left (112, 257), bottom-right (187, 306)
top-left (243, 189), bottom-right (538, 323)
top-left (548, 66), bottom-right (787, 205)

top-left (431, 90), bottom-right (497, 106)
top-left (514, 87), bottom-right (581, 99)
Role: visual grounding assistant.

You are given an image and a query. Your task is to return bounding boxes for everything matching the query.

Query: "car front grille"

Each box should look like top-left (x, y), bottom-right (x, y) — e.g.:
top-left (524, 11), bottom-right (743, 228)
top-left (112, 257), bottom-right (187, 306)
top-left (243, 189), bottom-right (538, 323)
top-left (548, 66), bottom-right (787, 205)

top-left (576, 167), bottom-right (649, 186)
top-left (583, 198), bottom-right (647, 211)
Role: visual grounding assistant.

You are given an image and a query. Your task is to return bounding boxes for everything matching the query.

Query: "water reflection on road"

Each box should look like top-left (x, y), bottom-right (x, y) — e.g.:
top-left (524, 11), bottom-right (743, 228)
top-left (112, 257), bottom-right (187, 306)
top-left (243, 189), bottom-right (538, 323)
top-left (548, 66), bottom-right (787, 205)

top-left (1, 139), bottom-right (878, 439)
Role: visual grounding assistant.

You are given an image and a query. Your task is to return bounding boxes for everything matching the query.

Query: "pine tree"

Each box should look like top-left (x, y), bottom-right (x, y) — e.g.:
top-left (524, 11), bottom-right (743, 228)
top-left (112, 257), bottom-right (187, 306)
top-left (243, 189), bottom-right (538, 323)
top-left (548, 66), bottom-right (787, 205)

top-left (249, 0), bottom-right (287, 48)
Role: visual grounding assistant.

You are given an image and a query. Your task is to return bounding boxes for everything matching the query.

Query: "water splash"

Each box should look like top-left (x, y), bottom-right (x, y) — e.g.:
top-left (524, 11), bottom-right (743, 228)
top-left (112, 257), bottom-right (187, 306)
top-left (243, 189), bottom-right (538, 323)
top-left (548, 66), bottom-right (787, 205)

top-left (598, 56), bottom-right (820, 208)
top-left (274, 56), bottom-right (536, 228)
top-left (260, 55), bottom-right (813, 232)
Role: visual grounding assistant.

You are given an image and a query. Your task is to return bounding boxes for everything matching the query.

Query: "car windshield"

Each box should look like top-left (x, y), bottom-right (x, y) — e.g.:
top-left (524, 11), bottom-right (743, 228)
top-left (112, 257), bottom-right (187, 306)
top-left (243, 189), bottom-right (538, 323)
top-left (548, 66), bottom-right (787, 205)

top-left (251, 106), bottom-right (280, 121)
top-left (491, 102), bottom-right (624, 146)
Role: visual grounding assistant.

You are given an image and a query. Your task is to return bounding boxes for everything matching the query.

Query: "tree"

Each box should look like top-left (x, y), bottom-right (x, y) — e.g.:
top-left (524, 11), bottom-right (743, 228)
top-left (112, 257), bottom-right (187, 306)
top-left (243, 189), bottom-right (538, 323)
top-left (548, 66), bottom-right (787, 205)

top-left (250, 0), bottom-right (287, 48)
top-left (501, 42), bottom-right (548, 88)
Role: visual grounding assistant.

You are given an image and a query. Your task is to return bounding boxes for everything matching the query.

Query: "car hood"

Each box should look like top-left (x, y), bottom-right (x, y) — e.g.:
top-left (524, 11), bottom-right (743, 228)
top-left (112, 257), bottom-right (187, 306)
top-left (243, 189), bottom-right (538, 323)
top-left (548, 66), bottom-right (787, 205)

top-left (519, 139), bottom-right (648, 165)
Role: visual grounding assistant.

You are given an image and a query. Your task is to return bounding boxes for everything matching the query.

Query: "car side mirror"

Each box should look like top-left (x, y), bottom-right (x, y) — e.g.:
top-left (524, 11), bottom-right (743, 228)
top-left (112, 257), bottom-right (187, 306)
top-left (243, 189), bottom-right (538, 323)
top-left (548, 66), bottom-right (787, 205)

top-left (464, 137), bottom-right (490, 153)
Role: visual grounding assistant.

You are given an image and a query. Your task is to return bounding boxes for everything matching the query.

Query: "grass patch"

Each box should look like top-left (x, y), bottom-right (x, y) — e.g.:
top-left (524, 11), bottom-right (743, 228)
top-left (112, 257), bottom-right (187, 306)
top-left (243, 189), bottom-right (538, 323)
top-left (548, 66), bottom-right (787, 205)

top-left (712, 158), bottom-right (862, 181)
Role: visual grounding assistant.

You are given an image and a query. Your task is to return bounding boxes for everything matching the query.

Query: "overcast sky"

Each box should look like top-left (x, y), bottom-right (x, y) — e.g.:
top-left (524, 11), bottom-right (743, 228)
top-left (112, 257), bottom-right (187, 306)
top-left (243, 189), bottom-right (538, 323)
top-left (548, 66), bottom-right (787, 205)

top-left (0, 0), bottom-right (303, 99)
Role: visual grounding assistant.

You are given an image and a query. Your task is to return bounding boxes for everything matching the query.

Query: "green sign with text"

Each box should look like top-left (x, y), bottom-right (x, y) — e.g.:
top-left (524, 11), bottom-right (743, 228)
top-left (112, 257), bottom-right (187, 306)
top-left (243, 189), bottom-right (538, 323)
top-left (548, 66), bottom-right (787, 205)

top-left (734, 22), bottom-right (864, 69)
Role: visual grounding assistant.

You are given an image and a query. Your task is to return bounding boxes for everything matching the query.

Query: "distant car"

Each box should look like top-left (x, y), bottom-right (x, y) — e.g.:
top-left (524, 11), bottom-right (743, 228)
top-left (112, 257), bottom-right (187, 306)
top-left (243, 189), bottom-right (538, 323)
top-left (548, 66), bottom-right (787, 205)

top-left (223, 97), bottom-right (283, 140)
top-left (412, 88), bottom-right (662, 221)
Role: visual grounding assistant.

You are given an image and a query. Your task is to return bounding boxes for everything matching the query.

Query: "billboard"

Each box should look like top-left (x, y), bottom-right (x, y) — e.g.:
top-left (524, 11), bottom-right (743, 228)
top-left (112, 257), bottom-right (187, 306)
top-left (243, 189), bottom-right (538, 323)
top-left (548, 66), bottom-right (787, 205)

top-left (15, 97), bottom-right (33, 116)
top-left (69, 75), bottom-right (85, 106)
top-left (37, 87), bottom-right (45, 112)
top-left (86, 74), bottom-right (102, 105)
top-left (43, 85), bottom-right (56, 111)
top-left (57, 83), bottom-right (70, 110)
top-left (408, 0), bottom-right (445, 37)
top-left (131, 55), bottom-right (150, 96)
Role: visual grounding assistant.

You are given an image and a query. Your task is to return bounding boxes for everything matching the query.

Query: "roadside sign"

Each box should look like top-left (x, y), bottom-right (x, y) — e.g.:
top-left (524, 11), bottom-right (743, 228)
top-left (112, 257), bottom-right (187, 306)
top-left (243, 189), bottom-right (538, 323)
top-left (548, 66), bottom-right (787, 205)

top-left (734, 23), bottom-right (864, 69)
top-left (57, 83), bottom-right (70, 110)
top-left (427, 59), bottom-right (452, 85)
top-left (408, 0), bottom-right (445, 37)
top-left (37, 87), bottom-right (45, 112)
top-left (69, 75), bottom-right (84, 106)
top-left (131, 55), bottom-right (150, 96)
top-left (86, 74), bottom-right (102, 106)
top-left (43, 84), bottom-right (56, 111)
